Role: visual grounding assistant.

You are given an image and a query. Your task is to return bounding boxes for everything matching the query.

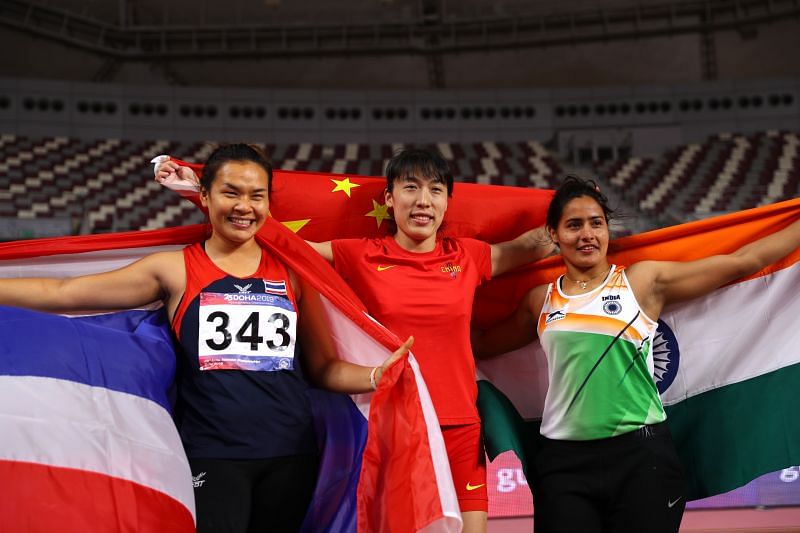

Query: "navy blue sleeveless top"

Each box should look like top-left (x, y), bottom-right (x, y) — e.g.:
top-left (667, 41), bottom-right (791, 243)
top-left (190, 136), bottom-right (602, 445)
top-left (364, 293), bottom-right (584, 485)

top-left (171, 243), bottom-right (317, 459)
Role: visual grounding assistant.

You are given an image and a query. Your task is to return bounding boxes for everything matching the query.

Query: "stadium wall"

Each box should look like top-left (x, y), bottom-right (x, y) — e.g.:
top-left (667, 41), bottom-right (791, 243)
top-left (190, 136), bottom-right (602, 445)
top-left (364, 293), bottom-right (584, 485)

top-left (0, 76), bottom-right (797, 158)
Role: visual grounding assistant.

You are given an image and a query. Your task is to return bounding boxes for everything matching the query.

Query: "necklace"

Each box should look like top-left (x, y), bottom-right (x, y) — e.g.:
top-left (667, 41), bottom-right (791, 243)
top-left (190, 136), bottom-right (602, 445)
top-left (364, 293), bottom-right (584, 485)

top-left (564, 267), bottom-right (611, 290)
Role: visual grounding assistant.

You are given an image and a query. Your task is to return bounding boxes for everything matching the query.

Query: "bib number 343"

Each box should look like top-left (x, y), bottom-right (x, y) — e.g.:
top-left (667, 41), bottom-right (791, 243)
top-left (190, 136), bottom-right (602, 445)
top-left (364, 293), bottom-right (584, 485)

top-left (198, 292), bottom-right (297, 371)
top-left (204, 310), bottom-right (291, 351)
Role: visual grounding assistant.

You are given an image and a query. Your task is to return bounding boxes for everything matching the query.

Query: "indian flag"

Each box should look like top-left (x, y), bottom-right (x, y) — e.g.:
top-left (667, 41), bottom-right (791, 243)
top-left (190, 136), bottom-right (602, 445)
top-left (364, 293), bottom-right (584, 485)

top-left (478, 197), bottom-right (800, 500)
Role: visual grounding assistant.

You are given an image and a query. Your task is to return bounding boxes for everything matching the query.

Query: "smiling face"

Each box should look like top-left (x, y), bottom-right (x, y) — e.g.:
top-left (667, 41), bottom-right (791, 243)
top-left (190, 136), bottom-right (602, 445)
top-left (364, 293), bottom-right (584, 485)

top-left (200, 161), bottom-right (270, 246)
top-left (549, 195), bottom-right (610, 273)
top-left (385, 172), bottom-right (448, 252)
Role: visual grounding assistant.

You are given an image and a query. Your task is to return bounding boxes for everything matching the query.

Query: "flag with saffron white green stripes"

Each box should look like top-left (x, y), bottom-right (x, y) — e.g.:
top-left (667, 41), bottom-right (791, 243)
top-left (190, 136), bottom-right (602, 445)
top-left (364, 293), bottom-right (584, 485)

top-left (477, 198), bottom-right (800, 500)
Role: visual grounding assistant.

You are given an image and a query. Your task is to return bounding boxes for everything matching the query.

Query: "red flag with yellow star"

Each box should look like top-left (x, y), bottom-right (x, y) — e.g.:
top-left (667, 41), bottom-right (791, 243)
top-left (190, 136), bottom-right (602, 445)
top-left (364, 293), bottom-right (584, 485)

top-left (162, 158), bottom-right (552, 240)
top-left (162, 158), bottom-right (554, 316)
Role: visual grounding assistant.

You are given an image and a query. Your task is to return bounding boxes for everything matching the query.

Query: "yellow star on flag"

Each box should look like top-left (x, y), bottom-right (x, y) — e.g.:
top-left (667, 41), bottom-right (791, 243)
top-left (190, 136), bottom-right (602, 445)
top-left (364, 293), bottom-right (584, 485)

top-left (331, 177), bottom-right (360, 197)
top-left (282, 219), bottom-right (311, 233)
top-left (365, 199), bottom-right (391, 228)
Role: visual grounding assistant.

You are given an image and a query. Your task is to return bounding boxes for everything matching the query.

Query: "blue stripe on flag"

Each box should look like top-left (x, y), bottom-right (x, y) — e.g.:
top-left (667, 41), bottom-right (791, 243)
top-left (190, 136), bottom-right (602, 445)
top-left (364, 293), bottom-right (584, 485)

top-left (0, 306), bottom-right (176, 412)
top-left (302, 389), bottom-right (367, 533)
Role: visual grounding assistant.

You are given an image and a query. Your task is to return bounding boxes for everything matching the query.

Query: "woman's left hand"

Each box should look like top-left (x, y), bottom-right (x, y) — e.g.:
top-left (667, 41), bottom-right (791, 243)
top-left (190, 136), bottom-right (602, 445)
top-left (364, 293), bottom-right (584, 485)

top-left (374, 336), bottom-right (414, 387)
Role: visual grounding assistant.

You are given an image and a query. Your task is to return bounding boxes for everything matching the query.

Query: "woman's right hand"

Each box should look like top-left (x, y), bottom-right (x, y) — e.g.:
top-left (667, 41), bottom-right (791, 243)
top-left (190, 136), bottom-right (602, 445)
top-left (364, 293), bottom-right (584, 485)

top-left (154, 158), bottom-right (200, 187)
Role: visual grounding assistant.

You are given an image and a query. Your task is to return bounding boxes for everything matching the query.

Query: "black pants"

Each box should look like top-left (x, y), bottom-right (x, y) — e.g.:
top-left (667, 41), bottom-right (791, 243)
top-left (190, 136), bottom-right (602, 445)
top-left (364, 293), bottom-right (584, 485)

top-left (532, 423), bottom-right (686, 533)
top-left (189, 454), bottom-right (319, 533)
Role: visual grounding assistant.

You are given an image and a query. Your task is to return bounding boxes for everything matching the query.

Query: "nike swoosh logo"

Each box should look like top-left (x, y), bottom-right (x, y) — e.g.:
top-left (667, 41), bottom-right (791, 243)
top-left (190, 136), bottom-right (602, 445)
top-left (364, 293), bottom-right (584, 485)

top-left (668, 496), bottom-right (683, 508)
top-left (376, 265), bottom-right (396, 271)
top-left (466, 483), bottom-right (485, 491)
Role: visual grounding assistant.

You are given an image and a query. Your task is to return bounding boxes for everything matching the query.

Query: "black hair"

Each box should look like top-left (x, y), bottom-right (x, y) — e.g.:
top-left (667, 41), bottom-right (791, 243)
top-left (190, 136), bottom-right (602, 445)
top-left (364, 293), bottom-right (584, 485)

top-left (385, 147), bottom-right (454, 197)
top-left (201, 143), bottom-right (273, 196)
top-left (547, 175), bottom-right (614, 229)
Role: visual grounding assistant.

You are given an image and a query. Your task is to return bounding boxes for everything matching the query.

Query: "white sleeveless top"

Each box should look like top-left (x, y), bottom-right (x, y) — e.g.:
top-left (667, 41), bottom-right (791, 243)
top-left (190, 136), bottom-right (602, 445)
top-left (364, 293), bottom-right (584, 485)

top-left (537, 266), bottom-right (666, 440)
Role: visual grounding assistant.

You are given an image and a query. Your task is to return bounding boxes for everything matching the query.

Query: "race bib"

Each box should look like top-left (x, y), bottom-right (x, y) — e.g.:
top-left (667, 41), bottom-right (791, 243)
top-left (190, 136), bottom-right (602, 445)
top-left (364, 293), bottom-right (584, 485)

top-left (198, 291), bottom-right (297, 371)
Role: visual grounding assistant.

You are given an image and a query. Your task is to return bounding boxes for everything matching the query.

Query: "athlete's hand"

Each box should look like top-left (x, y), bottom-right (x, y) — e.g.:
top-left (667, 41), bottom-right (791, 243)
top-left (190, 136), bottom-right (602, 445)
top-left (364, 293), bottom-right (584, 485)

top-left (374, 336), bottom-right (414, 387)
top-left (152, 156), bottom-right (200, 188)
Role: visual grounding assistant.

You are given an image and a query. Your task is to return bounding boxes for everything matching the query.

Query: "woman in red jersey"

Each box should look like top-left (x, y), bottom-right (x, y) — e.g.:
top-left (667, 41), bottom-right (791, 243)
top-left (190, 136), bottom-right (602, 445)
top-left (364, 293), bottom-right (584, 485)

top-left (307, 148), bottom-right (554, 533)
top-left (0, 143), bottom-right (411, 533)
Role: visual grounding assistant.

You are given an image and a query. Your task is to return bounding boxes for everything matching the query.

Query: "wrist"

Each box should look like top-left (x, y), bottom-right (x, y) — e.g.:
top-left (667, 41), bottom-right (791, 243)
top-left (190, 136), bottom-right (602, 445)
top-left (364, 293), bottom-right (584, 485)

top-left (369, 366), bottom-right (379, 390)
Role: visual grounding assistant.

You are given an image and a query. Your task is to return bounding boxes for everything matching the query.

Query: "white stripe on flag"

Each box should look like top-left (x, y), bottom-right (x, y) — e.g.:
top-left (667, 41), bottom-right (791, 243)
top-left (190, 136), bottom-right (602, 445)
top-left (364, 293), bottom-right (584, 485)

top-left (477, 343), bottom-right (549, 420)
top-left (408, 353), bottom-right (462, 531)
top-left (320, 296), bottom-right (386, 417)
top-left (661, 262), bottom-right (800, 406)
top-left (0, 375), bottom-right (195, 517)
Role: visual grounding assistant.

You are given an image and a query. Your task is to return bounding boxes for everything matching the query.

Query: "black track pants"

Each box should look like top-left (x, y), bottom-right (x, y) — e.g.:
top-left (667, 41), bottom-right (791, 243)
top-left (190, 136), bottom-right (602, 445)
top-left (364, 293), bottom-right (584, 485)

top-left (532, 423), bottom-right (686, 533)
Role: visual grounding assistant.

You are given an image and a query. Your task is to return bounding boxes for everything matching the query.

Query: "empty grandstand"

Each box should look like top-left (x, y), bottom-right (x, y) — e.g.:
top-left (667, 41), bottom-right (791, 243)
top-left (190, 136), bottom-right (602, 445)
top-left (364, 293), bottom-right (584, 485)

top-left (596, 130), bottom-right (800, 225)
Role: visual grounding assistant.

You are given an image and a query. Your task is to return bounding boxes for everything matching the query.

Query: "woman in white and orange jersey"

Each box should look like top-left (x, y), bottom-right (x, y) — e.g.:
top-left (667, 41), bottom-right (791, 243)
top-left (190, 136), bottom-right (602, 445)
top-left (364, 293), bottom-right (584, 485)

top-left (473, 175), bottom-right (800, 533)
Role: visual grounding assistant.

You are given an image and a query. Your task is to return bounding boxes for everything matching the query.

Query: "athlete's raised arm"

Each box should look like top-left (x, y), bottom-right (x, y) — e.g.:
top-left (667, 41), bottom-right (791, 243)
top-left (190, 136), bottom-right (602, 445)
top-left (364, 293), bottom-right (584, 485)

top-left (627, 215), bottom-right (800, 320)
top-left (0, 251), bottom-right (184, 315)
top-left (490, 226), bottom-right (556, 277)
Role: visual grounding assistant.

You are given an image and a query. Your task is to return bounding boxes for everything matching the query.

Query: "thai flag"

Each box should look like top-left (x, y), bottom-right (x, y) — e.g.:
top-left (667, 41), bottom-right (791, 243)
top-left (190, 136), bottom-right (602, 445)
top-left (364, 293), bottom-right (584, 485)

top-left (0, 307), bottom-right (195, 532)
top-left (263, 279), bottom-right (288, 295)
